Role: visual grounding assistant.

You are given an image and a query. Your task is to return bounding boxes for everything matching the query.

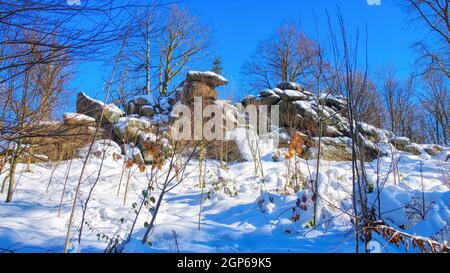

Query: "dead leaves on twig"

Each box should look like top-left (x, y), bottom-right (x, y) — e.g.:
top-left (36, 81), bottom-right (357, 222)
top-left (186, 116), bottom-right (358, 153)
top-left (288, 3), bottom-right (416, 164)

top-left (291, 193), bottom-right (309, 223)
top-left (285, 132), bottom-right (306, 160)
top-left (125, 160), bottom-right (134, 169)
top-left (143, 139), bottom-right (165, 170)
top-left (367, 221), bottom-right (449, 253)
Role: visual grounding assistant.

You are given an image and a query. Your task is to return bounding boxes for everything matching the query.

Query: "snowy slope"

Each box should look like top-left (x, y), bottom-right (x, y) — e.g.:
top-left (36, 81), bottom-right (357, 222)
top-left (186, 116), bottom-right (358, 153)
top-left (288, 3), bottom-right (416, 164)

top-left (0, 151), bottom-right (448, 253)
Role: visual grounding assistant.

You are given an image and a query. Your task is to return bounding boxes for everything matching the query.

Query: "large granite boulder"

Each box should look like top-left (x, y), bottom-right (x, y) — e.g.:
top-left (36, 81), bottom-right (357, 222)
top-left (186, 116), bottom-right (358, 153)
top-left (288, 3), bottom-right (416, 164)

top-left (390, 137), bottom-right (411, 150)
top-left (306, 135), bottom-right (381, 162)
top-left (63, 113), bottom-right (96, 127)
top-left (402, 143), bottom-right (422, 155)
top-left (276, 82), bottom-right (303, 92)
top-left (422, 145), bottom-right (444, 156)
top-left (278, 89), bottom-right (309, 101)
top-left (240, 81), bottom-right (392, 162)
top-left (259, 89), bottom-right (278, 97)
top-left (180, 71), bottom-right (228, 105)
top-left (255, 95), bottom-right (280, 105)
top-left (319, 94), bottom-right (347, 112)
top-left (21, 121), bottom-right (105, 161)
top-left (140, 105), bottom-right (156, 118)
top-left (75, 139), bottom-right (121, 159)
top-left (308, 137), bottom-right (353, 161)
top-left (76, 92), bottom-right (124, 124)
top-left (186, 71), bottom-right (228, 88)
top-left (113, 116), bottom-right (153, 143)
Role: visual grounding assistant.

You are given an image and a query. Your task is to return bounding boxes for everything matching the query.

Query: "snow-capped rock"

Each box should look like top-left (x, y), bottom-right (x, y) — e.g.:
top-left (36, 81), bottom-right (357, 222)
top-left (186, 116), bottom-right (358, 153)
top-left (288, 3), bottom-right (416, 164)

top-left (123, 144), bottom-right (145, 164)
top-left (63, 113), bottom-right (96, 126)
top-left (259, 89), bottom-right (277, 97)
top-left (187, 71), bottom-right (228, 87)
top-left (75, 139), bottom-right (121, 159)
top-left (76, 92), bottom-right (124, 124)
top-left (114, 116), bottom-right (153, 143)
top-left (140, 105), bottom-right (156, 118)
top-left (276, 82), bottom-right (303, 91)
top-left (278, 89), bottom-right (308, 101)
top-left (390, 137), bottom-right (411, 149)
top-left (255, 95), bottom-right (280, 105)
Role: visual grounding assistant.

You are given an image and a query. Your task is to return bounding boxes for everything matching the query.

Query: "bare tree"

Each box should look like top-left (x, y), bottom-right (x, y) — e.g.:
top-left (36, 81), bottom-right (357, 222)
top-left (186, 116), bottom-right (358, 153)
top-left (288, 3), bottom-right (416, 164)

top-left (403, 0), bottom-right (450, 78)
top-left (157, 6), bottom-right (210, 96)
top-left (326, 11), bottom-right (371, 252)
top-left (381, 67), bottom-right (417, 139)
top-left (122, 6), bottom-right (160, 96)
top-left (63, 29), bottom-right (130, 253)
top-left (352, 73), bottom-right (384, 128)
top-left (0, 0), bottom-right (156, 154)
top-left (301, 22), bottom-right (334, 227)
top-left (243, 23), bottom-right (317, 90)
top-left (0, 0), bottom-right (140, 84)
top-left (0, 2), bottom-right (174, 202)
top-left (420, 71), bottom-right (449, 145)
top-left (1, 28), bottom-right (72, 202)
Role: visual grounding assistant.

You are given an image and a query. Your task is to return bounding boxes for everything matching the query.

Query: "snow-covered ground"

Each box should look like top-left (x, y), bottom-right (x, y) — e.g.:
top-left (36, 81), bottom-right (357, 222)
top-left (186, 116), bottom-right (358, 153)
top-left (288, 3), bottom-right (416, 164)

top-left (0, 149), bottom-right (449, 253)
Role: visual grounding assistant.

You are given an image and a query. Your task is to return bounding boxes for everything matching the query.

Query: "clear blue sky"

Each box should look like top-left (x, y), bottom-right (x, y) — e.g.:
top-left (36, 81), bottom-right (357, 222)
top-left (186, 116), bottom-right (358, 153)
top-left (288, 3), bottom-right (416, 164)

top-left (71, 0), bottom-right (423, 110)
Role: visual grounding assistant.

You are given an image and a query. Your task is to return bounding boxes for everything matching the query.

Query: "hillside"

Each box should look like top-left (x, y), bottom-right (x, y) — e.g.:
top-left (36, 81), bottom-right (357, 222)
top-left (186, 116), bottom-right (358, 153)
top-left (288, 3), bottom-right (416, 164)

top-left (0, 72), bottom-right (449, 253)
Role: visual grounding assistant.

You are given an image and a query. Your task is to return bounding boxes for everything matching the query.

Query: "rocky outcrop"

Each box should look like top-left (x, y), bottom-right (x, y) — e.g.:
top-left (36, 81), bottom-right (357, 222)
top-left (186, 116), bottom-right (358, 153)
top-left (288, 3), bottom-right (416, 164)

top-left (390, 137), bottom-right (411, 150)
top-left (76, 92), bottom-right (124, 124)
top-left (203, 100), bottom-right (243, 162)
top-left (125, 95), bottom-right (176, 121)
top-left (21, 121), bottom-right (105, 162)
top-left (242, 84), bottom-right (391, 161)
top-left (187, 71), bottom-right (228, 88)
top-left (241, 82), bottom-right (450, 161)
top-left (180, 71), bottom-right (227, 104)
top-left (276, 82), bottom-right (303, 92)
top-left (113, 116), bottom-right (153, 143)
top-left (173, 72), bottom-right (245, 162)
top-left (63, 113), bottom-right (96, 127)
top-left (117, 71), bottom-right (241, 163)
top-left (27, 74), bottom-right (447, 165)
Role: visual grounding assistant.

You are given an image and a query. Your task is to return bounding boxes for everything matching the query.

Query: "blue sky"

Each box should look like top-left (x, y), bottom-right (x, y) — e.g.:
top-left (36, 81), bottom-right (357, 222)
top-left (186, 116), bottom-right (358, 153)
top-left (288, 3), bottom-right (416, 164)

top-left (71, 0), bottom-right (423, 109)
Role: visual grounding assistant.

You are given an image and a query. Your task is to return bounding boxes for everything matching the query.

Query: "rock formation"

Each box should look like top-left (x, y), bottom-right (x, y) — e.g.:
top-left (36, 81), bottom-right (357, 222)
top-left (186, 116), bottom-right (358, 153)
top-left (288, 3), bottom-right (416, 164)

top-left (21, 72), bottom-right (448, 164)
top-left (179, 71), bottom-right (227, 104)
top-left (176, 71), bottom-right (242, 162)
top-left (241, 82), bottom-right (443, 161)
top-left (76, 92), bottom-right (124, 125)
top-left (20, 120), bottom-right (105, 162)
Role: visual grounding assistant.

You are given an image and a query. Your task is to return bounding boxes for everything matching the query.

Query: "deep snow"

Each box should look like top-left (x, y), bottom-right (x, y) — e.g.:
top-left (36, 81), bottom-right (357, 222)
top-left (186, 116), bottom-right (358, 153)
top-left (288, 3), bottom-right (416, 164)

top-left (0, 147), bottom-right (448, 253)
